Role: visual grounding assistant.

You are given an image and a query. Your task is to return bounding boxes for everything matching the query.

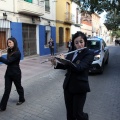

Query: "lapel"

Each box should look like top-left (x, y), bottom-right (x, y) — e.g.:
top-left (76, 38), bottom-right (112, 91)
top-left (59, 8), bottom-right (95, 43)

top-left (72, 52), bottom-right (80, 63)
top-left (66, 52), bottom-right (74, 61)
top-left (66, 48), bottom-right (87, 62)
top-left (72, 49), bottom-right (87, 63)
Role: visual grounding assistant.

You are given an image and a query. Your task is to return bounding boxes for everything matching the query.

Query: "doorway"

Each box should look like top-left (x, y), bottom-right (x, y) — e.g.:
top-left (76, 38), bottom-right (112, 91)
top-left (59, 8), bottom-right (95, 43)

top-left (0, 31), bottom-right (6, 50)
top-left (65, 28), bottom-right (70, 47)
top-left (22, 24), bottom-right (37, 56)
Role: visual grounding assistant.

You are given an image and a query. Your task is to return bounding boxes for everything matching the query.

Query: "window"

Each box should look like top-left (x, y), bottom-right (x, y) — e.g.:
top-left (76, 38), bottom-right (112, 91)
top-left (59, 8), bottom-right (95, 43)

top-left (24, 0), bottom-right (32, 3)
top-left (66, 2), bottom-right (70, 20)
top-left (66, 2), bottom-right (70, 12)
top-left (103, 40), bottom-right (106, 47)
top-left (76, 8), bottom-right (79, 23)
top-left (87, 40), bottom-right (100, 50)
top-left (45, 0), bottom-right (50, 12)
top-left (45, 26), bottom-right (51, 46)
top-left (59, 27), bottom-right (64, 46)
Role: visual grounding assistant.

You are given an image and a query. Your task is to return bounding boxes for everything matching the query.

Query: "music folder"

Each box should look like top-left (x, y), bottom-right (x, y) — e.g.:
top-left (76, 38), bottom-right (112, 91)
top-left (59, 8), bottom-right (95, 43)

top-left (55, 57), bottom-right (76, 68)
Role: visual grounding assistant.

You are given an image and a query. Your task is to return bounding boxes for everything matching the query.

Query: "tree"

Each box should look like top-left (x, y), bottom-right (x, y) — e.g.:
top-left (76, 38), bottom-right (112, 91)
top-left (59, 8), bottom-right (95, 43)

top-left (71, 0), bottom-right (120, 30)
top-left (112, 30), bottom-right (120, 38)
top-left (71, 0), bottom-right (120, 15)
top-left (104, 11), bottom-right (120, 30)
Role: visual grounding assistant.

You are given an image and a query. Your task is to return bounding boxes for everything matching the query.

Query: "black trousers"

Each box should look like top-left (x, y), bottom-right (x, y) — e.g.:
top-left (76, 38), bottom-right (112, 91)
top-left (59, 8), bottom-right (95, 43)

top-left (49, 47), bottom-right (54, 55)
top-left (0, 74), bottom-right (25, 110)
top-left (64, 90), bottom-right (88, 120)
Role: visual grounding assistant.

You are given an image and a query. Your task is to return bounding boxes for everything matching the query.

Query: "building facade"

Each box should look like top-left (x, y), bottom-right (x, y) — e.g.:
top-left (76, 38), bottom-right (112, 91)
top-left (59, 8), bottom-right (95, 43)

top-left (56, 0), bottom-right (74, 52)
top-left (71, 1), bottom-right (81, 36)
top-left (0, 0), bottom-right (106, 59)
top-left (100, 23), bottom-right (110, 43)
top-left (92, 13), bottom-right (101, 37)
top-left (80, 12), bottom-right (92, 37)
top-left (0, 0), bottom-right (56, 59)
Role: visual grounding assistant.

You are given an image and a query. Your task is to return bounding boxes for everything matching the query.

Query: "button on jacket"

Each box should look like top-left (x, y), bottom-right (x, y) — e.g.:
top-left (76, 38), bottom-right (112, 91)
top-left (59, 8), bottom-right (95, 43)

top-left (55, 48), bottom-right (94, 93)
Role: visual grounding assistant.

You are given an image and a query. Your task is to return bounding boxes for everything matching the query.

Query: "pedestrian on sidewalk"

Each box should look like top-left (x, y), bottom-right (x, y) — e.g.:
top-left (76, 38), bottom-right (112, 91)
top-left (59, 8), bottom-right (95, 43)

top-left (67, 39), bottom-right (72, 52)
top-left (48, 38), bottom-right (54, 56)
top-left (0, 37), bottom-right (25, 111)
top-left (51, 31), bottom-right (94, 120)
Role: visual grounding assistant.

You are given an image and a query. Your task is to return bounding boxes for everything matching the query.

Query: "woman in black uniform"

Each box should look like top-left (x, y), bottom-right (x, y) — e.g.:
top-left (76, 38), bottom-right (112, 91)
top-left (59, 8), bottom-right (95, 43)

top-left (51, 31), bottom-right (94, 120)
top-left (0, 37), bottom-right (25, 111)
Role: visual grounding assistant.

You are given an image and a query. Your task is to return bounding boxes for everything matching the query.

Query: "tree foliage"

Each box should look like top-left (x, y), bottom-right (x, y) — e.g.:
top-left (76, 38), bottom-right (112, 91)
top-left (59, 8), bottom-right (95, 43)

top-left (104, 11), bottom-right (120, 30)
top-left (112, 30), bottom-right (120, 38)
top-left (71, 0), bottom-right (120, 14)
top-left (71, 0), bottom-right (120, 30)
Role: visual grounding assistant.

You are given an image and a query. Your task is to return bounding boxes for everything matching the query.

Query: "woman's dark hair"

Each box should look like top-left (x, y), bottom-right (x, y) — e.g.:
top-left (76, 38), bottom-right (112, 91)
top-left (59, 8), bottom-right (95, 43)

top-left (71, 31), bottom-right (87, 51)
top-left (7, 37), bottom-right (19, 57)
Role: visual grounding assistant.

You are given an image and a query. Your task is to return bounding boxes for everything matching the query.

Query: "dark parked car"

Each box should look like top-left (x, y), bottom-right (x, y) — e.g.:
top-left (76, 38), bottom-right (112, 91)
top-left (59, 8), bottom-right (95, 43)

top-left (115, 39), bottom-right (120, 46)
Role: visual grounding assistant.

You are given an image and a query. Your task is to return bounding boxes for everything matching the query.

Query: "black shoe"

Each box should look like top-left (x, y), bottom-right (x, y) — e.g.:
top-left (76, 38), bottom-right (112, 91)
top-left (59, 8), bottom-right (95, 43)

top-left (0, 108), bottom-right (6, 112)
top-left (16, 100), bottom-right (25, 105)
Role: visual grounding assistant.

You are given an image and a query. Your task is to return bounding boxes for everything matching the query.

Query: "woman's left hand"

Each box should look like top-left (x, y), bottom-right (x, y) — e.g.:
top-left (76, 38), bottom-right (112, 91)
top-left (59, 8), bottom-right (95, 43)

top-left (50, 56), bottom-right (57, 66)
top-left (59, 54), bottom-right (65, 59)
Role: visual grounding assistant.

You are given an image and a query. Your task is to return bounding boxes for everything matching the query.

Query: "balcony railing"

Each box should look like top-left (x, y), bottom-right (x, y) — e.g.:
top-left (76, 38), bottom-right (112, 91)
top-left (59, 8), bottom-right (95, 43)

top-left (64, 12), bottom-right (75, 24)
top-left (17, 0), bottom-right (44, 16)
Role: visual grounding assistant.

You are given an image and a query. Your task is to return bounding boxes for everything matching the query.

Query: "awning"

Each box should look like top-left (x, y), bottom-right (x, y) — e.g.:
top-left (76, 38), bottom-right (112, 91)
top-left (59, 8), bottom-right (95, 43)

top-left (0, 19), bottom-right (10, 28)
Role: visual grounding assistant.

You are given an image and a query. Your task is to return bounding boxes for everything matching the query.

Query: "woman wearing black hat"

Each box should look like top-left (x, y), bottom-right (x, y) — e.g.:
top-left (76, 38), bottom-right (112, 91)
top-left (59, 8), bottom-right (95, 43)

top-left (51, 31), bottom-right (94, 120)
top-left (0, 37), bottom-right (25, 111)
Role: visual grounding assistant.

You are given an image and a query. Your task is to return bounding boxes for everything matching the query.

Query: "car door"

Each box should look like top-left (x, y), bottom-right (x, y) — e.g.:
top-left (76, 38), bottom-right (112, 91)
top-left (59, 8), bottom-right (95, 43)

top-left (102, 40), bottom-right (109, 62)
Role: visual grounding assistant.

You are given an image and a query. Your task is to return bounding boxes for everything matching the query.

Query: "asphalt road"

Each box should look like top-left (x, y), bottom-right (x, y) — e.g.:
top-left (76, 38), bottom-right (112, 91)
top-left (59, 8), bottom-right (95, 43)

top-left (0, 44), bottom-right (120, 120)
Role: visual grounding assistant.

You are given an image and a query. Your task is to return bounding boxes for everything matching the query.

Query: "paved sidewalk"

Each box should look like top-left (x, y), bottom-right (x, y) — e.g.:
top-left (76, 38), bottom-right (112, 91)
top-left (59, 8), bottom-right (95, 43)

top-left (0, 43), bottom-right (115, 120)
top-left (0, 50), bottom-right (67, 88)
top-left (0, 42), bottom-right (114, 88)
top-left (0, 55), bottom-right (49, 87)
top-left (0, 51), bottom-right (68, 120)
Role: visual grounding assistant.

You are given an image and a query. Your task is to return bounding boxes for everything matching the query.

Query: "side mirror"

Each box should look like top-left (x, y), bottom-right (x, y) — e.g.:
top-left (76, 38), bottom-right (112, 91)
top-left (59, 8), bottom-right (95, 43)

top-left (104, 47), bottom-right (108, 52)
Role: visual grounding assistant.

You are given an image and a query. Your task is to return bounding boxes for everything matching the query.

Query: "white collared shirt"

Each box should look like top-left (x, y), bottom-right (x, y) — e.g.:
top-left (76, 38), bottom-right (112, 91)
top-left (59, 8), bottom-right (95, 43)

top-left (72, 52), bottom-right (78, 61)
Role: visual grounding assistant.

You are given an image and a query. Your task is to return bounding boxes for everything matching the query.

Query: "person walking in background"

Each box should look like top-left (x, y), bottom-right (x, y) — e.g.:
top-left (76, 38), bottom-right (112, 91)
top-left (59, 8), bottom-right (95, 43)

top-left (51, 31), bottom-right (94, 120)
top-left (48, 38), bottom-right (54, 56)
top-left (67, 39), bottom-right (72, 52)
top-left (0, 37), bottom-right (25, 111)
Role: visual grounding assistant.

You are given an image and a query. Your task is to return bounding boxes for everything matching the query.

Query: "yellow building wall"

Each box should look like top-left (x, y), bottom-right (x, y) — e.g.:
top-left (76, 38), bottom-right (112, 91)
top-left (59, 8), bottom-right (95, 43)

top-left (56, 0), bottom-right (71, 46)
top-left (56, 0), bottom-right (71, 21)
top-left (56, 23), bottom-right (71, 44)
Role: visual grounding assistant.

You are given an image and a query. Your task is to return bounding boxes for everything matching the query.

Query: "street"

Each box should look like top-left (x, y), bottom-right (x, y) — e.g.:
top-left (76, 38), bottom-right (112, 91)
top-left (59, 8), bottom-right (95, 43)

top-left (0, 43), bottom-right (120, 120)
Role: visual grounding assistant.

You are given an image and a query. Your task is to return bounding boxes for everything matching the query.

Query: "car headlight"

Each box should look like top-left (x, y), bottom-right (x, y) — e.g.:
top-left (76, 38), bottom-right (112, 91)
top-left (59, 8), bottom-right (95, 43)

top-left (94, 54), bottom-right (101, 61)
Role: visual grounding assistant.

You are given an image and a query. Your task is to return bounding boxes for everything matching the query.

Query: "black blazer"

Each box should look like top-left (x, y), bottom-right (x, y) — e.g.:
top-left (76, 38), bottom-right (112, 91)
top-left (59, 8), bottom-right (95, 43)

top-left (55, 48), bottom-right (94, 93)
top-left (0, 51), bottom-right (21, 76)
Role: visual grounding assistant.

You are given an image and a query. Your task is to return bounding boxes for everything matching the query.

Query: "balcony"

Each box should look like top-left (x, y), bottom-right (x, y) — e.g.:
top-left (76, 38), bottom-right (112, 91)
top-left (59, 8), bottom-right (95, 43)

top-left (17, 0), bottom-right (44, 16)
top-left (64, 12), bottom-right (75, 24)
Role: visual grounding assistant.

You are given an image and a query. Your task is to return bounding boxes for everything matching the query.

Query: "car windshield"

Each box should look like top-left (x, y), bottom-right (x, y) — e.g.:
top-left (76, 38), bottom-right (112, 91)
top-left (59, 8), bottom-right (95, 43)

top-left (87, 40), bottom-right (100, 50)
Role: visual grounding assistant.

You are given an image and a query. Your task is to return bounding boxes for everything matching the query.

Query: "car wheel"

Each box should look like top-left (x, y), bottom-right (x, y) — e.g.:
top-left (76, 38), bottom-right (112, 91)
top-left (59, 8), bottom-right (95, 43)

top-left (105, 54), bottom-right (109, 64)
top-left (99, 62), bottom-right (104, 74)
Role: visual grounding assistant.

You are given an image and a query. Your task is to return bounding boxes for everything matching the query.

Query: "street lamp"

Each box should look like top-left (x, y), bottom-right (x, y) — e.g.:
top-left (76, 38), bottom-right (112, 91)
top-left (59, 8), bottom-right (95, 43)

top-left (48, 20), bottom-right (51, 26)
top-left (32, 17), bottom-right (35, 23)
top-left (3, 13), bottom-right (7, 20)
